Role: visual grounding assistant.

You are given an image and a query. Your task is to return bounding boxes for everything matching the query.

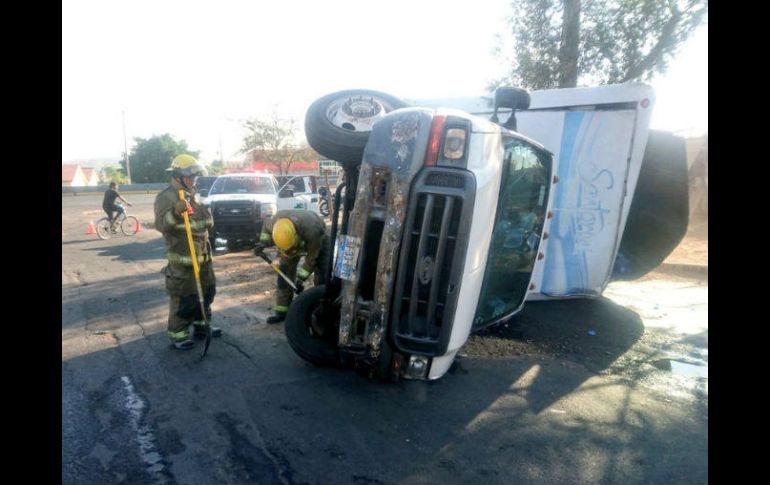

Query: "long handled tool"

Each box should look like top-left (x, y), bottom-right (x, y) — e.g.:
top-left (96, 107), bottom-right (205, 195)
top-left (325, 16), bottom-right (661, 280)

top-left (178, 190), bottom-right (212, 357)
top-left (255, 249), bottom-right (303, 295)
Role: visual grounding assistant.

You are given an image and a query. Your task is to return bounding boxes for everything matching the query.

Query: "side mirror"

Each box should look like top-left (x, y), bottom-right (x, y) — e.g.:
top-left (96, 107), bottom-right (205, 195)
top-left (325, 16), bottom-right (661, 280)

top-left (279, 188), bottom-right (295, 198)
top-left (199, 189), bottom-right (209, 197)
top-left (491, 86), bottom-right (531, 131)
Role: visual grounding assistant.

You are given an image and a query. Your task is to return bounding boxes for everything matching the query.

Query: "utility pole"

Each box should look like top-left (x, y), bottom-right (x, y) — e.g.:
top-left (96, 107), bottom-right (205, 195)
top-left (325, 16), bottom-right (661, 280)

top-left (122, 110), bottom-right (132, 184)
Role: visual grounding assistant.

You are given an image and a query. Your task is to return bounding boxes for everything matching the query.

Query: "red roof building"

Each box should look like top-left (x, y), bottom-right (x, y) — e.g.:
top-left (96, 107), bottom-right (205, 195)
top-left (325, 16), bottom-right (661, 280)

top-left (62, 164), bottom-right (87, 186)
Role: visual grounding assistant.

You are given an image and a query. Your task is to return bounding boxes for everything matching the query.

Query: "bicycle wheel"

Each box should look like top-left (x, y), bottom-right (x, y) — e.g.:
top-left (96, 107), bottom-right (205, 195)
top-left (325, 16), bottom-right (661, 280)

top-left (95, 218), bottom-right (112, 240)
top-left (121, 216), bottom-right (140, 235)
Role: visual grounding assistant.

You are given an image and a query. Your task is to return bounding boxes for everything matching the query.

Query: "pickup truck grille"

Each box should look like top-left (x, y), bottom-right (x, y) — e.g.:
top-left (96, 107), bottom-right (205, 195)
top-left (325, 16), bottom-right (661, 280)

top-left (211, 200), bottom-right (262, 240)
top-left (391, 169), bottom-right (475, 355)
top-left (214, 200), bottom-right (259, 217)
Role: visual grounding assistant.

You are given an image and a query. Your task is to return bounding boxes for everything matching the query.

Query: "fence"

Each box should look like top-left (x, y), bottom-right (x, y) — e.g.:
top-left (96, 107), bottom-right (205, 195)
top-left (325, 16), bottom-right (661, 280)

top-left (62, 183), bottom-right (168, 195)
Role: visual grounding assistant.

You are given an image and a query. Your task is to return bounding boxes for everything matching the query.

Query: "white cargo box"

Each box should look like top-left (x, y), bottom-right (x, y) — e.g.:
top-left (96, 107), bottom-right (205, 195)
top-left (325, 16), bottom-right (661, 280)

top-left (415, 83), bottom-right (655, 299)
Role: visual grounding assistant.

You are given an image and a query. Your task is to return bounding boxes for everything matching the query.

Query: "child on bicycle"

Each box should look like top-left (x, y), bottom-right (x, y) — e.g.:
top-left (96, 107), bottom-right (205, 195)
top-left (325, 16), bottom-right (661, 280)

top-left (102, 182), bottom-right (132, 230)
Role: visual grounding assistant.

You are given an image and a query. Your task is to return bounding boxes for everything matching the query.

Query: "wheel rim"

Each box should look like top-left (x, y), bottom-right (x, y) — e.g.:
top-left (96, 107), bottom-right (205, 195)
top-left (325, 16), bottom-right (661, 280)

top-left (121, 216), bottom-right (139, 235)
top-left (96, 219), bottom-right (111, 239)
top-left (325, 95), bottom-right (391, 132)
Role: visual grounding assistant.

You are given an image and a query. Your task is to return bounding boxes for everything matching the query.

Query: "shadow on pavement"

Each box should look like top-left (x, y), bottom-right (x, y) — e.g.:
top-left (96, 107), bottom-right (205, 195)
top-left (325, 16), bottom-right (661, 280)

top-left (81, 238), bottom-right (167, 262)
top-left (475, 298), bottom-right (645, 377)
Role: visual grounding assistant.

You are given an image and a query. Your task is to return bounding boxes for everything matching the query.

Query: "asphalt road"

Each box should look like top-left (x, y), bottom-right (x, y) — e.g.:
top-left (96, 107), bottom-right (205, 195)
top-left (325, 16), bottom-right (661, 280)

top-left (62, 194), bottom-right (708, 485)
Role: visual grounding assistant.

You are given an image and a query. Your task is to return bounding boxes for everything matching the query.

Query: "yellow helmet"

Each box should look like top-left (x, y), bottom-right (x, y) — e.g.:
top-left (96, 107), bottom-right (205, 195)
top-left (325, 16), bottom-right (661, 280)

top-left (272, 218), bottom-right (297, 251)
top-left (167, 154), bottom-right (208, 177)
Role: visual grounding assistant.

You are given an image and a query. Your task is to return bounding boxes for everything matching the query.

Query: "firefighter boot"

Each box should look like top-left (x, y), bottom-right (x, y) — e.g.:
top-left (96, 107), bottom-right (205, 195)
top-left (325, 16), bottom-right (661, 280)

top-left (193, 322), bottom-right (222, 338)
top-left (266, 312), bottom-right (286, 324)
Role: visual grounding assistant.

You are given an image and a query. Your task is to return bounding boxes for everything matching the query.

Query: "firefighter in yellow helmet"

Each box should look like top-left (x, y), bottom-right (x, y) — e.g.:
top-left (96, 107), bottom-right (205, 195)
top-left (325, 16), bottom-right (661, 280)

top-left (254, 210), bottom-right (329, 323)
top-left (154, 154), bottom-right (222, 349)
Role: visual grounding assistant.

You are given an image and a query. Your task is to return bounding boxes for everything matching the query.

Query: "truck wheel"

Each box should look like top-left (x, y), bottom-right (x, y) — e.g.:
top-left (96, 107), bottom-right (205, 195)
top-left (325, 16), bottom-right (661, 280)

top-left (284, 285), bottom-right (340, 366)
top-left (305, 89), bottom-right (408, 166)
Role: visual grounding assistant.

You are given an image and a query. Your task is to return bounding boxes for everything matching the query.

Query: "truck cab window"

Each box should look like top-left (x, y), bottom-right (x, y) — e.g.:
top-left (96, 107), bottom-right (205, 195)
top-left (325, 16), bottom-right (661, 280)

top-left (472, 138), bottom-right (552, 329)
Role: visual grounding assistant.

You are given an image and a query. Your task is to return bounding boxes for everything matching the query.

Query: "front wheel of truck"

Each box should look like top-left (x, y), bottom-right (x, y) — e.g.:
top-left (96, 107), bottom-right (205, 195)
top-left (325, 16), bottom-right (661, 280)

top-left (305, 89), bottom-right (408, 166)
top-left (284, 285), bottom-right (340, 366)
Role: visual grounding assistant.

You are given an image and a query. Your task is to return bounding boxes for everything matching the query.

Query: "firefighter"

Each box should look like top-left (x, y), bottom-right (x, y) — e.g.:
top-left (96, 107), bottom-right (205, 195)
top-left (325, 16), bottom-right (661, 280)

top-left (254, 210), bottom-right (329, 323)
top-left (154, 154), bottom-right (222, 350)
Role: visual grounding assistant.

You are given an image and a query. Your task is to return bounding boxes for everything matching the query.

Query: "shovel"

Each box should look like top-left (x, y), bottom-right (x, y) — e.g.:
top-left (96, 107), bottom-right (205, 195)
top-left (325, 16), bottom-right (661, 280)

top-left (255, 249), bottom-right (303, 295)
top-left (178, 190), bottom-right (212, 357)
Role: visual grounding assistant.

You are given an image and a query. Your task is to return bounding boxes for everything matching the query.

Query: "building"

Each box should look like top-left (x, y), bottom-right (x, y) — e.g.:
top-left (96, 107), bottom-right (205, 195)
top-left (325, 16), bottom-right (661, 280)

top-left (319, 159), bottom-right (342, 176)
top-left (62, 164), bottom-right (87, 187)
top-left (243, 149), bottom-right (320, 175)
top-left (80, 167), bottom-right (99, 186)
top-left (62, 163), bottom-right (100, 186)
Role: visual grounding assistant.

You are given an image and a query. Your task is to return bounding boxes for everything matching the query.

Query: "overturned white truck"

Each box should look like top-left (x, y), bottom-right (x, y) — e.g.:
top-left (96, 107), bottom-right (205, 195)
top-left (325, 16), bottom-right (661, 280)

top-left (283, 84), bottom-right (687, 380)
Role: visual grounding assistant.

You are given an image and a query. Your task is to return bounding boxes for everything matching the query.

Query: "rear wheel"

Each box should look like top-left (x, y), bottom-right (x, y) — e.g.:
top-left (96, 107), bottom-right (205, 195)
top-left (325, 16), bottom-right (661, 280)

top-left (284, 285), bottom-right (340, 366)
top-left (95, 218), bottom-right (112, 240)
top-left (121, 216), bottom-right (140, 235)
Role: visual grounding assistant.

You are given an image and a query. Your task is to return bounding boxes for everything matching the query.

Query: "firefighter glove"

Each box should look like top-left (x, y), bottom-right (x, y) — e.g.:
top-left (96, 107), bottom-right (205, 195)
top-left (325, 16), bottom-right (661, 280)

top-left (174, 199), bottom-right (189, 215)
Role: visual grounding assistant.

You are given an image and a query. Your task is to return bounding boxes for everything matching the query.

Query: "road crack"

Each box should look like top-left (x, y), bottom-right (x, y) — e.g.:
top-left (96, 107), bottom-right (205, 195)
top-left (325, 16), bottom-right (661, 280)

top-left (220, 339), bottom-right (260, 369)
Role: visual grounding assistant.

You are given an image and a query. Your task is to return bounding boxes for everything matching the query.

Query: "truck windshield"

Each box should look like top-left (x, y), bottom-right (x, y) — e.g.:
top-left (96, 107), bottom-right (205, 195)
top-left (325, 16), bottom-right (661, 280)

top-left (472, 137), bottom-right (552, 329)
top-left (209, 177), bottom-right (275, 195)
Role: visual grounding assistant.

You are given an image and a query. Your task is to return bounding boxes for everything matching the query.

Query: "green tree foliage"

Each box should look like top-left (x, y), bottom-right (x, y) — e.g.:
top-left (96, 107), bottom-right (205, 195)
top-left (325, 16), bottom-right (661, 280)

top-left (239, 112), bottom-right (317, 175)
top-left (100, 165), bottom-right (128, 184)
top-left (123, 134), bottom-right (200, 183)
top-left (207, 160), bottom-right (226, 176)
top-left (499, 0), bottom-right (708, 89)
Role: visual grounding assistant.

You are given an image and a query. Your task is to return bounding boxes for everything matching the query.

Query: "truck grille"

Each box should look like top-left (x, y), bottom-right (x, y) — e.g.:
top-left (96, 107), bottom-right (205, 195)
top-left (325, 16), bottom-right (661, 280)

top-left (390, 169), bottom-right (475, 355)
top-left (211, 200), bottom-right (262, 240)
top-left (214, 200), bottom-right (259, 217)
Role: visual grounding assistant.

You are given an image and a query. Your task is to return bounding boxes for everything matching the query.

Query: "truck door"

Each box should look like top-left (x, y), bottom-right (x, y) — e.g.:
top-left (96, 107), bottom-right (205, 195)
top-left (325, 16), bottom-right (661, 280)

top-left (277, 176), bottom-right (311, 211)
top-left (302, 176), bottom-right (320, 214)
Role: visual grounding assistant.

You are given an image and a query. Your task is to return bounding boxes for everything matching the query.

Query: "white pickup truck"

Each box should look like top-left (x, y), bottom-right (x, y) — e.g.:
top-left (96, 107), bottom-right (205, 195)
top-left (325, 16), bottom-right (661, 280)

top-left (205, 172), bottom-right (323, 250)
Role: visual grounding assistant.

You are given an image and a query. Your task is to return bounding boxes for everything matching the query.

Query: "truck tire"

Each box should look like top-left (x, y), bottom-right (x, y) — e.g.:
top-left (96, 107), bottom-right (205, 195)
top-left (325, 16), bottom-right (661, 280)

top-left (305, 89), bottom-right (408, 166)
top-left (284, 285), bottom-right (339, 366)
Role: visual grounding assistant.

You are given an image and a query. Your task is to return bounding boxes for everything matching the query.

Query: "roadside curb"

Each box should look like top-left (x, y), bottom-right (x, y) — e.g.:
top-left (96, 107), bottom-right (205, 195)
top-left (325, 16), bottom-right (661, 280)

top-left (656, 263), bottom-right (708, 279)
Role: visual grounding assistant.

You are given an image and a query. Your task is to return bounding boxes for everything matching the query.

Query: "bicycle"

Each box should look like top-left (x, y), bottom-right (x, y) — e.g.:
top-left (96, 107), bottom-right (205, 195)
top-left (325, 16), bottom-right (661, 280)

top-left (95, 204), bottom-right (140, 240)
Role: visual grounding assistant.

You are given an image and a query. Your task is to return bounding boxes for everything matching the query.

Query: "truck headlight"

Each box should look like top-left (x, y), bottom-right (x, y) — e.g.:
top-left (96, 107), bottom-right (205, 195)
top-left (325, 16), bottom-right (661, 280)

top-left (443, 128), bottom-right (467, 160)
top-left (424, 116), bottom-right (471, 169)
top-left (261, 203), bottom-right (277, 217)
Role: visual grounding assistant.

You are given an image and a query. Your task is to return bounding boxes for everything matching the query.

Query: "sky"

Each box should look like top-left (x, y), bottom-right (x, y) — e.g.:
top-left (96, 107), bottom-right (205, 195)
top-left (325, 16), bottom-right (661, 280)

top-left (62, 0), bottom-right (708, 165)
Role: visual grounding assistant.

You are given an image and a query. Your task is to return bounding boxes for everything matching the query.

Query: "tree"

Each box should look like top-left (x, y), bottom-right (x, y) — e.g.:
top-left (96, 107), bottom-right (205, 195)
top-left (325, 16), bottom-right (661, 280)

top-left (124, 134), bottom-right (200, 183)
top-left (207, 160), bottom-right (226, 176)
top-left (100, 165), bottom-right (128, 184)
top-left (498, 0), bottom-right (708, 90)
top-left (239, 112), bottom-right (317, 175)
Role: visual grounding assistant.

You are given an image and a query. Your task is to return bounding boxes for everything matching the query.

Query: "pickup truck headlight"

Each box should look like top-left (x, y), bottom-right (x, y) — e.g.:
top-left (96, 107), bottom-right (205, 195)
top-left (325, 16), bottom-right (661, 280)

top-left (261, 203), bottom-right (277, 218)
top-left (443, 128), bottom-right (467, 160)
top-left (424, 116), bottom-right (471, 169)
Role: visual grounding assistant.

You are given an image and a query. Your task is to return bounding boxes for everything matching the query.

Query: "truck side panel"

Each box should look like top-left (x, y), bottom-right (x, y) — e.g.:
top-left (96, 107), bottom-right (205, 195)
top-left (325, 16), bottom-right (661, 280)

top-left (520, 110), bottom-right (636, 298)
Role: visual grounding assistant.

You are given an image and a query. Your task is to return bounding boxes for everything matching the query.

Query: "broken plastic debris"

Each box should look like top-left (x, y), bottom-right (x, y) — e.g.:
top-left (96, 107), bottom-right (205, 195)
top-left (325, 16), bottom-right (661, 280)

top-left (587, 329), bottom-right (596, 336)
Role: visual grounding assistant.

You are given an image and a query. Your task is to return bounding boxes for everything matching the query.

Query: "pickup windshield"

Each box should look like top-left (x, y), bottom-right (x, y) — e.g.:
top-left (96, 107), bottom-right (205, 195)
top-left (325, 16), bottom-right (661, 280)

top-left (209, 176), bottom-right (275, 195)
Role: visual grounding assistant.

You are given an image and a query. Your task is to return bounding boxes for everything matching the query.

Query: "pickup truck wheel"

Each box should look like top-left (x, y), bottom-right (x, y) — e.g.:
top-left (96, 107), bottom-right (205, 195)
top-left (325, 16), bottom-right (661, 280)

top-left (305, 89), bottom-right (408, 166)
top-left (284, 285), bottom-right (339, 366)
